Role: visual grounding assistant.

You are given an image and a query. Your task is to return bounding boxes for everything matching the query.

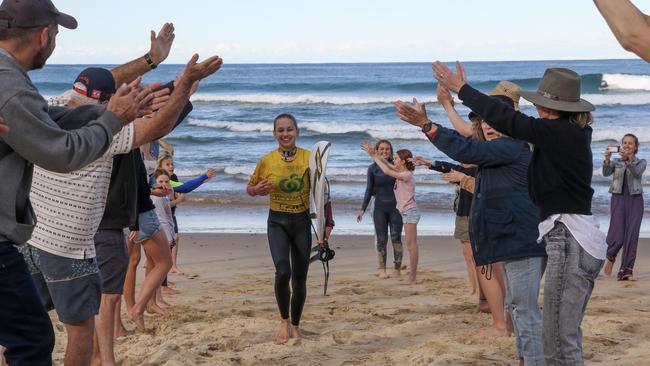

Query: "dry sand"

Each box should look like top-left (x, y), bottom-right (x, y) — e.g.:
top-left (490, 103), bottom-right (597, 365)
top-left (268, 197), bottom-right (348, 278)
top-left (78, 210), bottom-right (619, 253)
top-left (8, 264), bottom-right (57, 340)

top-left (47, 234), bottom-right (650, 365)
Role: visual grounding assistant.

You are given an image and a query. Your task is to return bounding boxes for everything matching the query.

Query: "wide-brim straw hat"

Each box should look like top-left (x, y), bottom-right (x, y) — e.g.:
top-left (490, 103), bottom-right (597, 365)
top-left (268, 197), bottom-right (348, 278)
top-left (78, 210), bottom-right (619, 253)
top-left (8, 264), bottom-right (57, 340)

top-left (520, 68), bottom-right (595, 113)
top-left (468, 80), bottom-right (520, 120)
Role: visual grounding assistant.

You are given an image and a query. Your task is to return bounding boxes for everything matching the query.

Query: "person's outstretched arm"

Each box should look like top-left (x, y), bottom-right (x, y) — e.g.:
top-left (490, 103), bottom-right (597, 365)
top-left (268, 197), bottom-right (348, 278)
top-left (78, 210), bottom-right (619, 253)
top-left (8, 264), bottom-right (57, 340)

top-left (437, 64), bottom-right (473, 137)
top-left (112, 23), bottom-right (176, 86)
top-left (595, 0), bottom-right (650, 61)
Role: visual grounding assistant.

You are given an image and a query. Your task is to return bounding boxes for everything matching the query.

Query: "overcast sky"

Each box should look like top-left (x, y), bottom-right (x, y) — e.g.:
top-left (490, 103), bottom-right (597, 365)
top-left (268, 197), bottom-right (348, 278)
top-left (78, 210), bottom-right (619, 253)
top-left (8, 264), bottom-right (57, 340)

top-left (49, 0), bottom-right (646, 64)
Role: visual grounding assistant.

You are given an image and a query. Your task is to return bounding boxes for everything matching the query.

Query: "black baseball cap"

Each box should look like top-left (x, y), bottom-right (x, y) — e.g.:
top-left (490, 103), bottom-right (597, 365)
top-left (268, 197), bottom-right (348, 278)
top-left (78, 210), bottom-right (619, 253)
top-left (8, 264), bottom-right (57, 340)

top-left (0, 0), bottom-right (77, 29)
top-left (468, 95), bottom-right (515, 121)
top-left (73, 68), bottom-right (115, 103)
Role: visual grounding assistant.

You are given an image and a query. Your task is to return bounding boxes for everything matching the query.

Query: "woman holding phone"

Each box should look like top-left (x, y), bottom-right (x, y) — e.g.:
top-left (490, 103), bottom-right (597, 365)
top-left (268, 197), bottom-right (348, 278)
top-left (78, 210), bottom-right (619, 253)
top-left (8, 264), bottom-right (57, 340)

top-left (603, 134), bottom-right (646, 280)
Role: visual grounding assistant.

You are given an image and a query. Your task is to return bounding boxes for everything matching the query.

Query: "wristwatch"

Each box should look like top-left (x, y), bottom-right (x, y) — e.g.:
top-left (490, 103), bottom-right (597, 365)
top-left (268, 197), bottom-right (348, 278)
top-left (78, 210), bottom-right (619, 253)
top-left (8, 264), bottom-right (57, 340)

top-left (421, 121), bottom-right (433, 133)
top-left (144, 52), bottom-right (157, 70)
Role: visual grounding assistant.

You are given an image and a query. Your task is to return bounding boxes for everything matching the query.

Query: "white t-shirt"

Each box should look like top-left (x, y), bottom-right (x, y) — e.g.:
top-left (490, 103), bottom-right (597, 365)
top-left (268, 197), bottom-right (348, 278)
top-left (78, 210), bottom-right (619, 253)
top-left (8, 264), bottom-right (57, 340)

top-left (28, 124), bottom-right (135, 259)
top-left (537, 214), bottom-right (607, 260)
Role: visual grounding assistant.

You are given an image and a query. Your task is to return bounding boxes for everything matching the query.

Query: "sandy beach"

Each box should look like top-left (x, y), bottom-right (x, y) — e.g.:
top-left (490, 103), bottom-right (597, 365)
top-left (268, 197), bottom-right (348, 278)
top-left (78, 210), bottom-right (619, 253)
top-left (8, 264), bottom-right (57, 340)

top-left (45, 233), bottom-right (650, 365)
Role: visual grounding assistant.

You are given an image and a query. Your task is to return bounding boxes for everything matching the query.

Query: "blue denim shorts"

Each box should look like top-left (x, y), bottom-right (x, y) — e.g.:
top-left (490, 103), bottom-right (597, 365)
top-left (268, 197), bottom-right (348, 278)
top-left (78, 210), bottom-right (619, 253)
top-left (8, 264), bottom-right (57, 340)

top-left (18, 244), bottom-right (100, 324)
top-left (135, 209), bottom-right (162, 243)
top-left (401, 207), bottom-right (421, 224)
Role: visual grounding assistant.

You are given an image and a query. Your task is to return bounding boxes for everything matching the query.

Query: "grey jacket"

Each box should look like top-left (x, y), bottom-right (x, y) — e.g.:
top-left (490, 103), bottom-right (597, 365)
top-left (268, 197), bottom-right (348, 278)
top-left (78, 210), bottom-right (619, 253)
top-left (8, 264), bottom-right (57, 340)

top-left (0, 48), bottom-right (122, 244)
top-left (603, 157), bottom-right (646, 195)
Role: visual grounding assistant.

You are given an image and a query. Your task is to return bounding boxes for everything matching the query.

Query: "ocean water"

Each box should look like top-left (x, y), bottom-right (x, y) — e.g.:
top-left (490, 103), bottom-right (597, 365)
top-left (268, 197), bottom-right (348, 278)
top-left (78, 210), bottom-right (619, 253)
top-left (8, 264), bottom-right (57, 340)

top-left (30, 60), bottom-right (650, 235)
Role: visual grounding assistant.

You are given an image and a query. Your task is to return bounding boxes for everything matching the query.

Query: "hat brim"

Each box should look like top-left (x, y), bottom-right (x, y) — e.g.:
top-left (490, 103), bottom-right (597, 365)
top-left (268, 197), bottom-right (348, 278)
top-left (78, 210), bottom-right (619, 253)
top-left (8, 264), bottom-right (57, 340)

top-left (520, 90), bottom-right (595, 113)
top-left (55, 12), bottom-right (77, 29)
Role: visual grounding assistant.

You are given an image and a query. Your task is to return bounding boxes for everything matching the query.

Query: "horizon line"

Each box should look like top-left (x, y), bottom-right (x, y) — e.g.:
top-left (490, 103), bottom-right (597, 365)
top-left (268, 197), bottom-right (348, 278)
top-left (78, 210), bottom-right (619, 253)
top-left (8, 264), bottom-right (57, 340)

top-left (46, 57), bottom-right (640, 66)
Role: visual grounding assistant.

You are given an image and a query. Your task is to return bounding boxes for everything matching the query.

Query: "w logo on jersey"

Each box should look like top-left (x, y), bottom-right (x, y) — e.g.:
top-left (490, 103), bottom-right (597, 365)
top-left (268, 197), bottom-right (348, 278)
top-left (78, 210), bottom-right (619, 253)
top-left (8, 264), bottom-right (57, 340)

top-left (279, 174), bottom-right (304, 193)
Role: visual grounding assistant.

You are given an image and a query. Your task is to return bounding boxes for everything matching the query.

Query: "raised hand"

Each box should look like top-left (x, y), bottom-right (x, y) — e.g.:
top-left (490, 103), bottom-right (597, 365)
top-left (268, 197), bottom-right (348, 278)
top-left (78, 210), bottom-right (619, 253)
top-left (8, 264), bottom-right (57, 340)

top-left (149, 22), bottom-right (175, 65)
top-left (148, 87), bottom-right (171, 113)
top-left (205, 168), bottom-right (217, 181)
top-left (456, 61), bottom-right (467, 84)
top-left (437, 84), bottom-right (454, 107)
top-left (0, 116), bottom-right (9, 135)
top-left (410, 156), bottom-right (432, 167)
top-left (107, 80), bottom-right (140, 125)
top-left (361, 142), bottom-right (377, 157)
top-left (180, 54), bottom-right (224, 84)
top-left (432, 61), bottom-right (466, 93)
top-left (134, 82), bottom-right (162, 117)
top-left (394, 98), bottom-right (429, 128)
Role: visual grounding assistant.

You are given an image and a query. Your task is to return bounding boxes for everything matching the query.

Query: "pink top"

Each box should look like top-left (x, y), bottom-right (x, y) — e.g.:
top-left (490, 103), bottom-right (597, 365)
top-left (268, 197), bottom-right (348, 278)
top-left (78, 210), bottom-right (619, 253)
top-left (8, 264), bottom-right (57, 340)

top-left (394, 170), bottom-right (417, 213)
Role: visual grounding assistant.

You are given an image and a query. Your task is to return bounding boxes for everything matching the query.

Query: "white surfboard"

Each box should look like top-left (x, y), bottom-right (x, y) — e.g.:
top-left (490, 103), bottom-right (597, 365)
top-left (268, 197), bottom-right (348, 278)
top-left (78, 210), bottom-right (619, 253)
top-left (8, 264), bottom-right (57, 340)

top-left (309, 141), bottom-right (331, 244)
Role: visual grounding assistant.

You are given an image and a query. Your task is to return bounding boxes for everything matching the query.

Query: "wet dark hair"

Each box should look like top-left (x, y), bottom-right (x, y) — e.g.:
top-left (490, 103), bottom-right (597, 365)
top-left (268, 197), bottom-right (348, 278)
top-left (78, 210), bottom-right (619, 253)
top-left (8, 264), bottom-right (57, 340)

top-left (375, 139), bottom-right (394, 163)
top-left (273, 113), bottom-right (298, 130)
top-left (397, 149), bottom-right (415, 171)
top-left (623, 133), bottom-right (639, 154)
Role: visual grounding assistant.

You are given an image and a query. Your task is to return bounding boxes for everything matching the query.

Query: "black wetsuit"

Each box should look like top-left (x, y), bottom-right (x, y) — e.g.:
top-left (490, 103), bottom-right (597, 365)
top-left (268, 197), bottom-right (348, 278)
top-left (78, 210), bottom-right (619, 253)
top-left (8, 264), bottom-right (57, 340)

top-left (361, 163), bottom-right (403, 269)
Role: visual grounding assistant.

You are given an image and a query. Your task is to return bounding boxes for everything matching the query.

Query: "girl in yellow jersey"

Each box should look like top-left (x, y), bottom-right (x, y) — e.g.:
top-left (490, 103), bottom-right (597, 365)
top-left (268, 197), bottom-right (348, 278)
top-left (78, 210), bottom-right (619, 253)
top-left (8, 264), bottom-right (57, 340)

top-left (247, 113), bottom-right (313, 344)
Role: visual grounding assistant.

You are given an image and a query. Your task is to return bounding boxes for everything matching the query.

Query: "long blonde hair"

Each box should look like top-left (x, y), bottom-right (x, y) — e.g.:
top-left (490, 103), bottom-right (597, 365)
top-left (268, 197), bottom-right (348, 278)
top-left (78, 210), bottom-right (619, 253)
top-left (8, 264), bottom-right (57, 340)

top-left (157, 150), bottom-right (173, 169)
top-left (471, 117), bottom-right (486, 141)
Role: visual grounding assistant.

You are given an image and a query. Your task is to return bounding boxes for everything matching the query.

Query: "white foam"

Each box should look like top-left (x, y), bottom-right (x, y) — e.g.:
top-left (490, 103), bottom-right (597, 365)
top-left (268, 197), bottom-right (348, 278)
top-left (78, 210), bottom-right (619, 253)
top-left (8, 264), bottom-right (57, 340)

top-left (592, 126), bottom-right (650, 143)
top-left (188, 119), bottom-right (429, 140)
top-left (601, 74), bottom-right (650, 91)
top-left (190, 93), bottom-right (443, 105)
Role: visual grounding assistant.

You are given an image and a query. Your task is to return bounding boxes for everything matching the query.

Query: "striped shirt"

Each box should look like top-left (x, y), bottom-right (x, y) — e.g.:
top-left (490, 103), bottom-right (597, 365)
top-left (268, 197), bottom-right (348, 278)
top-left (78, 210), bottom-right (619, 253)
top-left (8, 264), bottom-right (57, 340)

top-left (28, 124), bottom-right (134, 259)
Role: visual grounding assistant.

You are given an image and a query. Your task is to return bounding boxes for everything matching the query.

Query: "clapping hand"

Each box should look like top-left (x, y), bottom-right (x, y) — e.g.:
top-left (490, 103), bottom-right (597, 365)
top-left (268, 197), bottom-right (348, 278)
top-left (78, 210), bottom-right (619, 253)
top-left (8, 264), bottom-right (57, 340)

top-left (180, 54), bottom-right (224, 84)
top-left (432, 61), bottom-right (467, 93)
top-left (394, 98), bottom-right (429, 128)
top-left (361, 142), bottom-right (377, 157)
top-left (410, 156), bottom-right (432, 167)
top-left (149, 23), bottom-right (175, 65)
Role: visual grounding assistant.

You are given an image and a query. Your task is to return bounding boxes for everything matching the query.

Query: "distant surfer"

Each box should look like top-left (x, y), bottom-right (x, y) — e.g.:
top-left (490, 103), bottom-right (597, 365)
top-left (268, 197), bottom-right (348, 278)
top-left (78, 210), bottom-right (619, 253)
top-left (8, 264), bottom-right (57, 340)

top-left (246, 113), bottom-right (332, 344)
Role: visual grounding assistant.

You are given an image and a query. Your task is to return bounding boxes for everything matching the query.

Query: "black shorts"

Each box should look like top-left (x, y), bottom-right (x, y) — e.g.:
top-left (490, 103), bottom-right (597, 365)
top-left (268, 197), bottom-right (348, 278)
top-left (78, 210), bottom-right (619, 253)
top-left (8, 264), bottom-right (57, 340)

top-left (94, 229), bottom-right (129, 294)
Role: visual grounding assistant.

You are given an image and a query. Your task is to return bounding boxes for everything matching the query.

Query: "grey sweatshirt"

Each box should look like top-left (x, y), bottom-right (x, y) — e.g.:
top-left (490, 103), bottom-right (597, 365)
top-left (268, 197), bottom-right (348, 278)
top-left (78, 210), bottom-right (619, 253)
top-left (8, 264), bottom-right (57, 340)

top-left (0, 48), bottom-right (123, 244)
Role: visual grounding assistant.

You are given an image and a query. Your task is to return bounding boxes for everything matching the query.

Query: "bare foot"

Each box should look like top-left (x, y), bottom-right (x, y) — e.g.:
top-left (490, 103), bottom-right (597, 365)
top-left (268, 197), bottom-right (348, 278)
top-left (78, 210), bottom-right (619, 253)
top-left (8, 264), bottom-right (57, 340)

top-left (275, 320), bottom-right (291, 344)
top-left (476, 299), bottom-right (490, 314)
top-left (290, 325), bottom-right (301, 339)
top-left (376, 269), bottom-right (389, 279)
top-left (166, 280), bottom-right (175, 286)
top-left (400, 277), bottom-right (417, 285)
top-left (114, 322), bottom-right (131, 338)
top-left (127, 308), bottom-right (145, 332)
top-left (114, 327), bottom-right (131, 338)
top-left (157, 298), bottom-right (171, 308)
top-left (604, 260), bottom-right (614, 276)
top-left (392, 269), bottom-right (401, 277)
top-left (475, 326), bottom-right (508, 337)
top-left (146, 303), bottom-right (168, 315)
top-left (162, 286), bottom-right (180, 296)
top-left (170, 266), bottom-right (184, 274)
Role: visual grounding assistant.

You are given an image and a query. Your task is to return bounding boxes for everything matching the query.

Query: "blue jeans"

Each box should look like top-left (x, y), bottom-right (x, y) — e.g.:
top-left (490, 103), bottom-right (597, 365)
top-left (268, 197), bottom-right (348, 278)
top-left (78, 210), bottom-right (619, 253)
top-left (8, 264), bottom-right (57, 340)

top-left (0, 243), bottom-right (54, 366)
top-left (542, 222), bottom-right (603, 366)
top-left (503, 256), bottom-right (546, 366)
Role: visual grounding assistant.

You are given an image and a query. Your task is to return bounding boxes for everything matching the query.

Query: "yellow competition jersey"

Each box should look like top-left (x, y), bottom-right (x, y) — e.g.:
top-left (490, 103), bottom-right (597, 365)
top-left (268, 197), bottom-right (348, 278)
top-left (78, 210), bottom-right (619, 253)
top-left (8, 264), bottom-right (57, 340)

top-left (249, 148), bottom-right (311, 213)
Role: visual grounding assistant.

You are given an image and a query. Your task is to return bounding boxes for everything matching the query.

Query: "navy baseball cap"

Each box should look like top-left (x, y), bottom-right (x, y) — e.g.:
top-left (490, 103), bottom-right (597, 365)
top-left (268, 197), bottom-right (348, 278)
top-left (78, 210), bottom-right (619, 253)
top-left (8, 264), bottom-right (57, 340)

top-left (0, 0), bottom-right (77, 29)
top-left (73, 68), bottom-right (115, 103)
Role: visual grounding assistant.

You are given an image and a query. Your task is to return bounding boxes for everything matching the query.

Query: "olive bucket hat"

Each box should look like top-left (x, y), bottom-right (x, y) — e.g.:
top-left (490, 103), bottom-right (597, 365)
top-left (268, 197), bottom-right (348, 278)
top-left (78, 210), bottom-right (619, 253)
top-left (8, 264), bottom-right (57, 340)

top-left (519, 68), bottom-right (595, 112)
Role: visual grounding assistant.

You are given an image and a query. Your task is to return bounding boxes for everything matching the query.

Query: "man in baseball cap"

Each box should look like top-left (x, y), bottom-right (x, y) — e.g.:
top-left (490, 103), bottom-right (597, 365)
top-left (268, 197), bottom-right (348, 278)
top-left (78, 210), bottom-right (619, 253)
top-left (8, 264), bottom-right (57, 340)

top-left (73, 67), bottom-right (117, 103)
top-left (0, 0), bottom-right (77, 29)
top-left (0, 1), bottom-right (142, 365)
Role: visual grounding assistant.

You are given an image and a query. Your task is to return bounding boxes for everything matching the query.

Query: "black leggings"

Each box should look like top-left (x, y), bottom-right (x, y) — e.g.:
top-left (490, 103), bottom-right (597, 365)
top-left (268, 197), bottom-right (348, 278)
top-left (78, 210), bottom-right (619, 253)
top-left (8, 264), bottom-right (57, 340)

top-left (373, 205), bottom-right (403, 269)
top-left (267, 210), bottom-right (312, 326)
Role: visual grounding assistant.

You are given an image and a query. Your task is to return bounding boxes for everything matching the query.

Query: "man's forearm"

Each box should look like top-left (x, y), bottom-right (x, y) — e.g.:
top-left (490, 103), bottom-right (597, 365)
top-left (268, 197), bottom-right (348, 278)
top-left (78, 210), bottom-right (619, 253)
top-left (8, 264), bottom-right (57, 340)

top-left (132, 79), bottom-right (193, 147)
top-left (111, 56), bottom-right (154, 87)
